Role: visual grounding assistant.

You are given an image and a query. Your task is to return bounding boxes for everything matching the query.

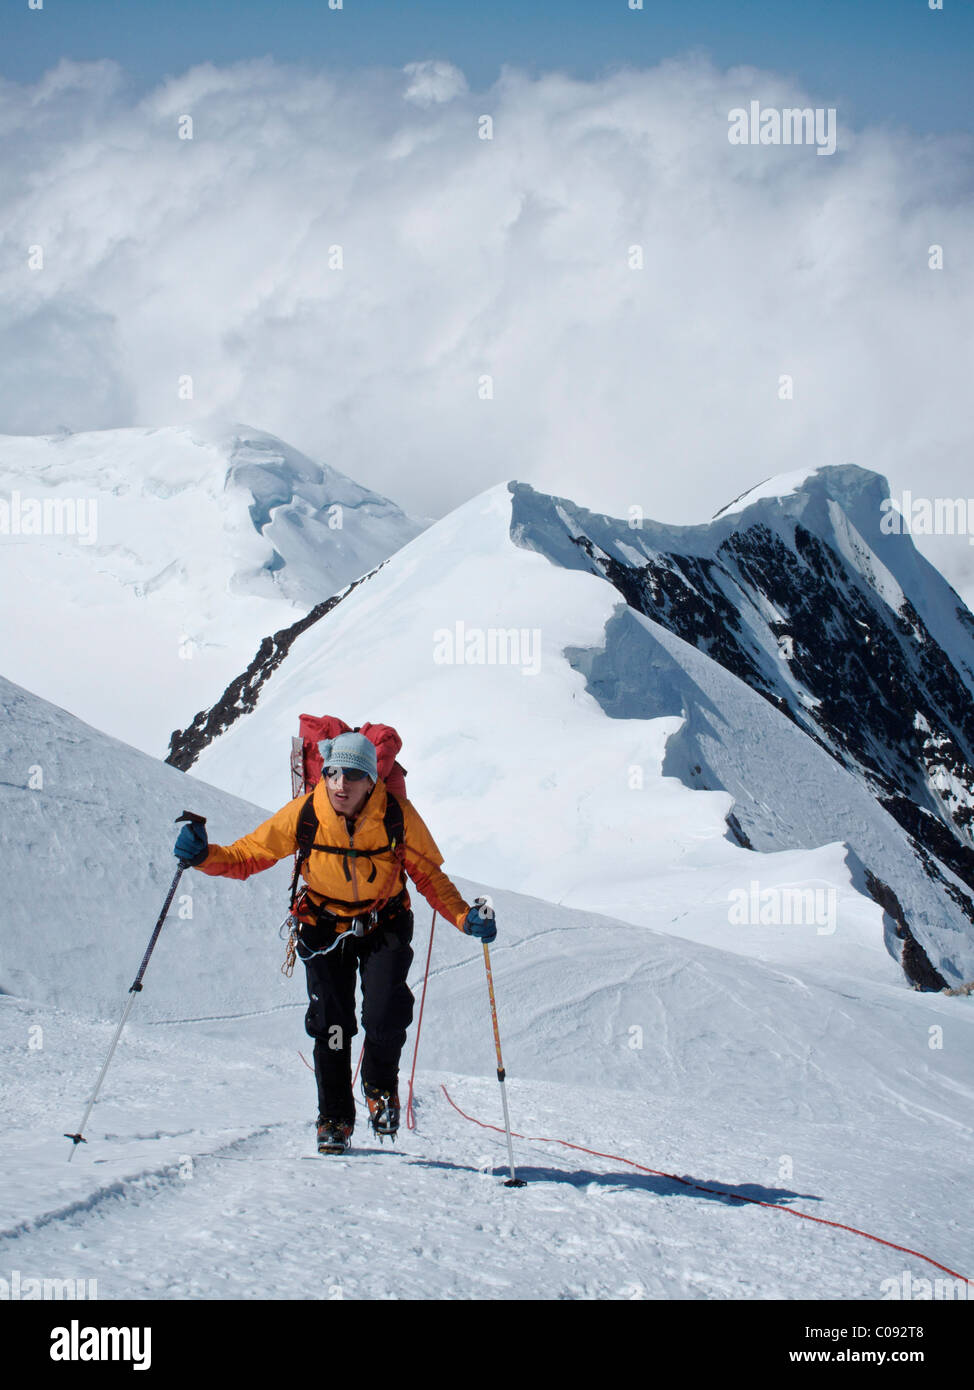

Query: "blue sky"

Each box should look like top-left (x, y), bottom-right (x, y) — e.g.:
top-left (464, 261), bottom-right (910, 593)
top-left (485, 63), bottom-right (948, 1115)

top-left (4, 0), bottom-right (973, 134)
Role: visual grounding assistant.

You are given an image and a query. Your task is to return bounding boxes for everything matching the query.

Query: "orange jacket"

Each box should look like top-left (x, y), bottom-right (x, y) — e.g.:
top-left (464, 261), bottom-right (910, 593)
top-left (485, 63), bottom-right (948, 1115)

top-left (195, 778), bottom-right (471, 930)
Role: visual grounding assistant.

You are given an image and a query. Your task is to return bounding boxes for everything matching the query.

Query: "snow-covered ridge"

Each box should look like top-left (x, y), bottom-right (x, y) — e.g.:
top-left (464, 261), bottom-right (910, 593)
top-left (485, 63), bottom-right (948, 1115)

top-left (182, 477), bottom-right (974, 986)
top-left (510, 469), bottom-right (974, 911)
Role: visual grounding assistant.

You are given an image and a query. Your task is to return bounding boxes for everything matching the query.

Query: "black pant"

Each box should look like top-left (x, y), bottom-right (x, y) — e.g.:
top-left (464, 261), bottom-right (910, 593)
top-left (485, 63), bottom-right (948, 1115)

top-left (297, 907), bottom-right (415, 1122)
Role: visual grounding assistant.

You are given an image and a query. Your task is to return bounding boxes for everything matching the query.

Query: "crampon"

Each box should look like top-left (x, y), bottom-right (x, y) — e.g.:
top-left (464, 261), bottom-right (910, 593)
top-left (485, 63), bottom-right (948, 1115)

top-left (363, 1085), bottom-right (400, 1143)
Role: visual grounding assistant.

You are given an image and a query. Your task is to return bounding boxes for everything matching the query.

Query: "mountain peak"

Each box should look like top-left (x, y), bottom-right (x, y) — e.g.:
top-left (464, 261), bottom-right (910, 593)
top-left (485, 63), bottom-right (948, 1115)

top-left (0, 421), bottom-right (424, 754)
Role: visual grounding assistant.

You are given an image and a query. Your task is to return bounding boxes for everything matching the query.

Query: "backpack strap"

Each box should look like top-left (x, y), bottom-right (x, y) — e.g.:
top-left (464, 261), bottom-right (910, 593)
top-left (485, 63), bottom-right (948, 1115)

top-left (288, 793), bottom-right (318, 910)
top-left (383, 792), bottom-right (405, 862)
top-left (289, 792), bottom-right (407, 910)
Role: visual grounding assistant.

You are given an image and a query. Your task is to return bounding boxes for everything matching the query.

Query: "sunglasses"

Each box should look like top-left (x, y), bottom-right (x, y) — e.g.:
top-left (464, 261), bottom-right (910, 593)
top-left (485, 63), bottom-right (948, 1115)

top-left (324, 766), bottom-right (372, 783)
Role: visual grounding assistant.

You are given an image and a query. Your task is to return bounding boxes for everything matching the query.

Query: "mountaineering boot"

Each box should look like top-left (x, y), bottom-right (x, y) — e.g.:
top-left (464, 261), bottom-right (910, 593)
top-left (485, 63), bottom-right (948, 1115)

top-left (316, 1117), bottom-right (354, 1155)
top-left (362, 1083), bottom-right (400, 1142)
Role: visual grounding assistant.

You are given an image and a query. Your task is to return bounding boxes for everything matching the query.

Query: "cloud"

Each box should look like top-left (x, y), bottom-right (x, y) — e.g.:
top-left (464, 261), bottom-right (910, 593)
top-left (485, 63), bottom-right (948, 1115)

top-left (403, 60), bottom-right (468, 107)
top-left (1, 53), bottom-right (972, 601)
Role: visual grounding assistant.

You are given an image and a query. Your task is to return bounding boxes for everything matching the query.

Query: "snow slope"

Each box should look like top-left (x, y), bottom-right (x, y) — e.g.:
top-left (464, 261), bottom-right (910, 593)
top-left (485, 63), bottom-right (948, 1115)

top-left (0, 667), bottom-right (967, 1295)
top-left (2, 986), bottom-right (971, 1302)
top-left (0, 419), bottom-right (423, 756)
top-left (711, 466), bottom-right (826, 519)
top-left (2, 677), bottom-right (972, 1302)
top-left (0, 672), bottom-right (293, 1019)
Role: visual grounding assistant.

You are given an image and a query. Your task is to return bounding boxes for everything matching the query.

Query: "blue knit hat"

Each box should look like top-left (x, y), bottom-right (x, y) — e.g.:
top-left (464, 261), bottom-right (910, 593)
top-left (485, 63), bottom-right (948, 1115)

top-left (318, 732), bottom-right (377, 781)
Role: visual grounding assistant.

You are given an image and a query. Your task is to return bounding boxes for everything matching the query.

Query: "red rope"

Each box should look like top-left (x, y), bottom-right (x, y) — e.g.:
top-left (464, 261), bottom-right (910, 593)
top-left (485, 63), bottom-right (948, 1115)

top-left (441, 1085), bottom-right (969, 1284)
top-left (406, 911), bottom-right (437, 1129)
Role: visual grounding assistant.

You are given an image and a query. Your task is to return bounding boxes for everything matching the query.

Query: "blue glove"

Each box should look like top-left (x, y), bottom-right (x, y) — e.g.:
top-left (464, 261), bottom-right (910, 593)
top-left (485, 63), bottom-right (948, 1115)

top-left (463, 897), bottom-right (497, 943)
top-left (174, 821), bottom-right (208, 867)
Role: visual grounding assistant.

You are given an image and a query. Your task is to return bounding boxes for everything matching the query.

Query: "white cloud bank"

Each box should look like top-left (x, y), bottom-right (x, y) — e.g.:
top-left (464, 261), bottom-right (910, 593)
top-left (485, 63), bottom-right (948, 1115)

top-left (2, 52), bottom-right (973, 600)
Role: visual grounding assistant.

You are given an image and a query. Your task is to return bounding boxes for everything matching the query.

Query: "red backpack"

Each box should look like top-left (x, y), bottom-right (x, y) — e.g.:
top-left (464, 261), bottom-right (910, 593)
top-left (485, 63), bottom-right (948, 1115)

top-left (290, 714), bottom-right (408, 799)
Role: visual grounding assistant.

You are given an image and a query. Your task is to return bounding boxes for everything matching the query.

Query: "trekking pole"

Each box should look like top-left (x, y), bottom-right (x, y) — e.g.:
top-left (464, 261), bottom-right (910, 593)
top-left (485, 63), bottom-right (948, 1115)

top-left (64, 811), bottom-right (207, 1160)
top-left (480, 940), bottom-right (526, 1188)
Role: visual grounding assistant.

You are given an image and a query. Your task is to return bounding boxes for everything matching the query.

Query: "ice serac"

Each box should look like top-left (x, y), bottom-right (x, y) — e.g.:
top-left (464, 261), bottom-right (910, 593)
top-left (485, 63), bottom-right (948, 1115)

top-left (0, 419), bottom-right (424, 756)
top-left (213, 421), bottom-right (425, 606)
top-left (510, 468), bottom-right (974, 977)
